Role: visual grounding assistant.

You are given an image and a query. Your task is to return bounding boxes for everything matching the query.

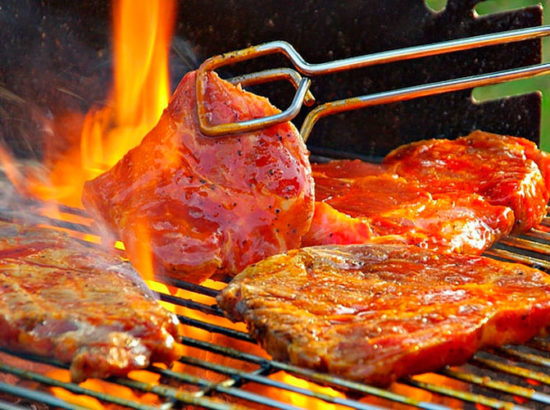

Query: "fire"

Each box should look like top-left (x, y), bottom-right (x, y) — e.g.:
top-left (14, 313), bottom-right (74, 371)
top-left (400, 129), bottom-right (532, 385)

top-left (46, 369), bottom-right (162, 408)
top-left (0, 0), bottom-right (177, 406)
top-left (269, 372), bottom-right (346, 409)
top-left (0, 0), bottom-right (462, 408)
top-left (0, 0), bottom-right (175, 208)
top-left (147, 279), bottom-right (352, 408)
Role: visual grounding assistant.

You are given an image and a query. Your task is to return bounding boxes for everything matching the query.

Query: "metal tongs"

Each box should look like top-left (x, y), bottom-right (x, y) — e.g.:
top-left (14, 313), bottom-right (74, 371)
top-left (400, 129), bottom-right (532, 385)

top-left (196, 25), bottom-right (550, 142)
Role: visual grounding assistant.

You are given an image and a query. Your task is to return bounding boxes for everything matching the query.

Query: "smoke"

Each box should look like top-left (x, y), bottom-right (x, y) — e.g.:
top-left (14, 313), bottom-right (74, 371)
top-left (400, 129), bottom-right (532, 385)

top-left (0, 0), bottom-right (198, 223)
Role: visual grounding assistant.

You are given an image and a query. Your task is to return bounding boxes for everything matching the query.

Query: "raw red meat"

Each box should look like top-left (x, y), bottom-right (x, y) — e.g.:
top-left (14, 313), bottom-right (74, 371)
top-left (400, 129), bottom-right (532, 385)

top-left (82, 71), bottom-right (314, 283)
top-left (218, 243), bottom-right (550, 387)
top-left (384, 130), bottom-right (550, 232)
top-left (305, 162), bottom-right (514, 254)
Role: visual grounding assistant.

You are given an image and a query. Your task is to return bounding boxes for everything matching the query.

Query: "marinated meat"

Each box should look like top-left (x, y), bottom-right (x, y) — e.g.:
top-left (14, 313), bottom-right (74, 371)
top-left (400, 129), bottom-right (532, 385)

top-left (82, 71), bottom-right (314, 283)
top-left (311, 159), bottom-right (388, 179)
top-left (384, 130), bottom-right (550, 232)
top-left (218, 244), bottom-right (550, 387)
top-left (305, 162), bottom-right (514, 254)
top-left (0, 222), bottom-right (179, 382)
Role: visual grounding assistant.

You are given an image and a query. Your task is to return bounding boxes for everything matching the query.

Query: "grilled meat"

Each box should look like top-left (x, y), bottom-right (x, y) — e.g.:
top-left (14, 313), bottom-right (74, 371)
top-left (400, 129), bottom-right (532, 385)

top-left (0, 222), bottom-right (179, 382)
top-left (218, 244), bottom-right (550, 387)
top-left (384, 130), bottom-right (550, 232)
top-left (305, 162), bottom-right (514, 254)
top-left (82, 71), bottom-right (314, 283)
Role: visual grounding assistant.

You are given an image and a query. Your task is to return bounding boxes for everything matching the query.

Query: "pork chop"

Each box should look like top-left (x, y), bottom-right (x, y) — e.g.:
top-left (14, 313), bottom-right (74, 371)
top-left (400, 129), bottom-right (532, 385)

top-left (305, 164), bottom-right (514, 254)
top-left (82, 71), bottom-right (314, 283)
top-left (384, 130), bottom-right (550, 232)
top-left (0, 221), bottom-right (179, 382)
top-left (218, 244), bottom-right (550, 387)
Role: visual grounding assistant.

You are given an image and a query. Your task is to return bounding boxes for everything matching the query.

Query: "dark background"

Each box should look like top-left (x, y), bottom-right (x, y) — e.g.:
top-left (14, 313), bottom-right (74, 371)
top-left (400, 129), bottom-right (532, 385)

top-left (0, 0), bottom-right (544, 160)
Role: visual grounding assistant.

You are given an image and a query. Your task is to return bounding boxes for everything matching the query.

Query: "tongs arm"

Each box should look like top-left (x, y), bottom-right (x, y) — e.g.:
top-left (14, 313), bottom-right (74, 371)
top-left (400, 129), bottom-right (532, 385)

top-left (196, 25), bottom-right (550, 141)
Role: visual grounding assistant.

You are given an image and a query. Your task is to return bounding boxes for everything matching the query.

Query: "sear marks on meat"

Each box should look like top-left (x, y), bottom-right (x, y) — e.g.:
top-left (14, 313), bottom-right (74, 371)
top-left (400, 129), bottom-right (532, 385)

top-left (305, 160), bottom-right (514, 254)
top-left (384, 130), bottom-right (550, 232)
top-left (82, 71), bottom-right (314, 283)
top-left (0, 222), bottom-right (179, 382)
top-left (218, 244), bottom-right (550, 387)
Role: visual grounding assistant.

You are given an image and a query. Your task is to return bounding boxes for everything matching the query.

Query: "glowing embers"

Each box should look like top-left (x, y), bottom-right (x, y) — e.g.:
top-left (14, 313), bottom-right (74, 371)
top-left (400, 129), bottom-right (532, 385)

top-left (47, 368), bottom-right (162, 409)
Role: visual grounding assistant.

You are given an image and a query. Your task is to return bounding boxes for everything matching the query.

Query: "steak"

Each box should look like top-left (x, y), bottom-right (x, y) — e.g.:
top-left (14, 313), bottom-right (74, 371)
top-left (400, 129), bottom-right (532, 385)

top-left (82, 71), bottom-right (314, 283)
top-left (0, 222), bottom-right (179, 382)
top-left (384, 130), bottom-right (550, 232)
top-left (218, 244), bottom-right (550, 387)
top-left (304, 161), bottom-right (514, 254)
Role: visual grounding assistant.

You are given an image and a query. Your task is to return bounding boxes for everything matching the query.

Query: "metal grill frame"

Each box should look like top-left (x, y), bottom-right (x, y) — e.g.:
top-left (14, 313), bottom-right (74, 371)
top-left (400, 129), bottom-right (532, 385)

top-left (0, 196), bottom-right (549, 409)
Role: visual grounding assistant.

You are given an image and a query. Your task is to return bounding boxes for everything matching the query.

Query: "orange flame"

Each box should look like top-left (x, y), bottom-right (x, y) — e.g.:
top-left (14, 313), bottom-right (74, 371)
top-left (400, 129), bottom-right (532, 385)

top-left (0, 1), bottom-right (450, 408)
top-left (0, 0), bottom-right (175, 209)
top-left (82, 0), bottom-right (175, 173)
top-left (11, 0), bottom-right (175, 406)
top-left (46, 368), bottom-right (162, 409)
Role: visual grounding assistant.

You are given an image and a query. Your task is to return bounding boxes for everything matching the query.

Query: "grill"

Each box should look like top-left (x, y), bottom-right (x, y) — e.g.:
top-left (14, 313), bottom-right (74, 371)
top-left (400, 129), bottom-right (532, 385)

top-left (2, 1), bottom-right (550, 409)
top-left (0, 183), bottom-right (549, 409)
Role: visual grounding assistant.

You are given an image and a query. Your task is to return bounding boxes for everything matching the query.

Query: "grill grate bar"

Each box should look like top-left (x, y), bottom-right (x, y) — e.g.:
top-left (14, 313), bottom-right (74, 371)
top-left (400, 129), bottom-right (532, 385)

top-left (472, 353), bottom-right (550, 385)
top-left (496, 346), bottom-right (550, 368)
top-left (176, 314), bottom-right (256, 342)
top-left (157, 277), bottom-right (221, 298)
top-left (440, 367), bottom-right (550, 406)
top-left (146, 364), bottom-right (302, 410)
top-left (522, 229), bottom-right (550, 243)
top-left (499, 236), bottom-right (550, 255)
top-left (178, 354), bottom-right (385, 410)
top-left (0, 349), bottom-right (247, 410)
top-left (179, 336), bottom-right (450, 410)
top-left (157, 292), bottom-right (223, 316)
top-left (109, 376), bottom-right (247, 410)
top-left (403, 377), bottom-right (527, 409)
top-left (0, 382), bottom-right (87, 410)
top-left (483, 248), bottom-right (550, 270)
top-left (0, 359), bottom-right (159, 410)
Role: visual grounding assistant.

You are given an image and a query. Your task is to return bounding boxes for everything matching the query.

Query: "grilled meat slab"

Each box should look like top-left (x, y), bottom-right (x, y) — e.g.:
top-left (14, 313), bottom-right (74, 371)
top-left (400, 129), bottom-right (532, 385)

top-left (384, 130), bottom-right (550, 232)
top-left (218, 244), bottom-right (550, 387)
top-left (305, 161), bottom-right (514, 254)
top-left (82, 71), bottom-right (314, 283)
top-left (0, 222), bottom-right (179, 382)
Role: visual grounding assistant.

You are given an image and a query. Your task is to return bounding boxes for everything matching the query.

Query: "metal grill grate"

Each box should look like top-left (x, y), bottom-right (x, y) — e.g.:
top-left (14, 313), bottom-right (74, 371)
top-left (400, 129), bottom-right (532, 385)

top-left (0, 193), bottom-right (549, 409)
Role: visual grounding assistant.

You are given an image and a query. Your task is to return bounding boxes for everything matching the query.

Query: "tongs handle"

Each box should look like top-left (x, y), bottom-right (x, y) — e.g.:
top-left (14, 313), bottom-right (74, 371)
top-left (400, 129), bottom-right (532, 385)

top-left (196, 26), bottom-right (550, 141)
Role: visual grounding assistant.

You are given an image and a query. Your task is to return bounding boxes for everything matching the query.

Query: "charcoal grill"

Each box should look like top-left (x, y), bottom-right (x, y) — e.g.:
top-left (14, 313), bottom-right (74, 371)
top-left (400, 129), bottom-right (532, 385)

top-left (2, 0), bottom-right (550, 408)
